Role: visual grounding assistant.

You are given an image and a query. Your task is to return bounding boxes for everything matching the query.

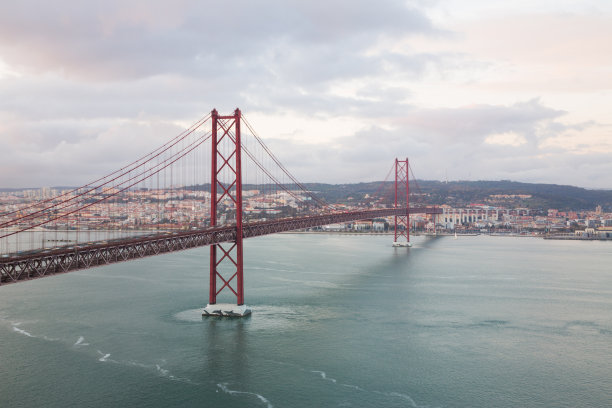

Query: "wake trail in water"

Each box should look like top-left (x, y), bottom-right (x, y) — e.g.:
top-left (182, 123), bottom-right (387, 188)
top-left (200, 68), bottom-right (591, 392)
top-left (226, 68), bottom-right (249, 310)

top-left (341, 383), bottom-right (367, 392)
top-left (74, 336), bottom-right (89, 346)
top-left (312, 370), bottom-right (337, 383)
top-left (217, 383), bottom-right (273, 408)
top-left (12, 326), bottom-right (34, 337)
top-left (93, 348), bottom-right (195, 384)
top-left (309, 368), bottom-right (431, 407)
top-left (10, 323), bottom-right (59, 341)
top-left (151, 363), bottom-right (195, 384)
top-left (8, 320), bottom-right (195, 385)
top-left (374, 390), bottom-right (421, 407)
top-left (97, 351), bottom-right (111, 362)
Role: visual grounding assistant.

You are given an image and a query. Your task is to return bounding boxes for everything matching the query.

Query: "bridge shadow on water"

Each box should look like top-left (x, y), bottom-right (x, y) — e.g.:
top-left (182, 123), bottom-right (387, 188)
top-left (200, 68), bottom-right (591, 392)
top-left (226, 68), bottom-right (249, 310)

top-left (201, 317), bottom-right (248, 373)
top-left (312, 234), bottom-right (448, 310)
top-left (388, 234), bottom-right (445, 263)
top-left (198, 316), bottom-right (261, 404)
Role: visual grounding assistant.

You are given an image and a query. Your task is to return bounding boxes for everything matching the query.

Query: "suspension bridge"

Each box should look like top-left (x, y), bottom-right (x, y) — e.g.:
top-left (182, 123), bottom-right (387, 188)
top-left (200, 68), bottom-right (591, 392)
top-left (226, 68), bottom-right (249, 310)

top-left (0, 109), bottom-right (441, 316)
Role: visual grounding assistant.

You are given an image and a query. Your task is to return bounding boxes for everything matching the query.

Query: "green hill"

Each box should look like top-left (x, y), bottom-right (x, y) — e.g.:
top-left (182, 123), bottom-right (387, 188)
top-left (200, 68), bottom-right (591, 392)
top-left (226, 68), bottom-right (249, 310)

top-left (305, 180), bottom-right (612, 212)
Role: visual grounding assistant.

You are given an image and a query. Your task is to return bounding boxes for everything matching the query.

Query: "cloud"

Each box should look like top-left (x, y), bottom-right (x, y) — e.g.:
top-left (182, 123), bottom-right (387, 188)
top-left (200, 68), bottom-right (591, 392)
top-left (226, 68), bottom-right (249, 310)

top-left (0, 0), bottom-right (437, 125)
top-left (397, 99), bottom-right (564, 143)
top-left (244, 99), bottom-right (612, 189)
top-left (0, 0), bottom-right (433, 81)
top-left (484, 132), bottom-right (527, 147)
top-left (0, 116), bottom-right (184, 187)
top-left (0, 1), bottom-right (611, 190)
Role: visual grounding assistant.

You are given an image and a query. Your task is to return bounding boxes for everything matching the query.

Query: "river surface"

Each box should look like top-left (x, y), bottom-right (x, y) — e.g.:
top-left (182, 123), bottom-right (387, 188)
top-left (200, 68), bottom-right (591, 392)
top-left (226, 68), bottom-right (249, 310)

top-left (1, 234), bottom-right (611, 407)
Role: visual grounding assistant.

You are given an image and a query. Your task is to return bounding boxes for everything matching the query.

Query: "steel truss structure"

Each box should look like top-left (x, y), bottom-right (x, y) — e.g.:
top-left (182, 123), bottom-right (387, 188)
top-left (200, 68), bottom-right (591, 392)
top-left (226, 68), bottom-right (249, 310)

top-left (394, 158), bottom-right (410, 244)
top-left (209, 109), bottom-right (245, 305)
top-left (0, 207), bottom-right (441, 285)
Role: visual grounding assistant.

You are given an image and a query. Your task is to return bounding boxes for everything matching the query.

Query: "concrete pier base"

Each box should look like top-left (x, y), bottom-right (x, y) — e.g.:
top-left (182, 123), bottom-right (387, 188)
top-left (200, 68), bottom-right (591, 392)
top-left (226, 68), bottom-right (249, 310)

top-left (392, 241), bottom-right (412, 247)
top-left (202, 304), bottom-right (252, 317)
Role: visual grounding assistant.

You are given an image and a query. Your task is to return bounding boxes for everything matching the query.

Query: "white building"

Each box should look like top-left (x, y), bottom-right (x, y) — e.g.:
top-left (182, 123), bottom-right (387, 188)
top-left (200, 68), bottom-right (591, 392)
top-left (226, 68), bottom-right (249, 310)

top-left (437, 206), bottom-right (512, 229)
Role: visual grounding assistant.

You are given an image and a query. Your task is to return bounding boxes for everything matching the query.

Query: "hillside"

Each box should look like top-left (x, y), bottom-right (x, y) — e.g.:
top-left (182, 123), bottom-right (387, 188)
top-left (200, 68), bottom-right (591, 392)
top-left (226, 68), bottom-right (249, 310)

top-left (305, 180), bottom-right (612, 212)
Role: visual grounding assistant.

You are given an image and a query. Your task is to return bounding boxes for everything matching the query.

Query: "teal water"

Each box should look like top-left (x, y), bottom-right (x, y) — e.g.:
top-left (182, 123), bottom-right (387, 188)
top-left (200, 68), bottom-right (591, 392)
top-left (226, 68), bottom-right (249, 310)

top-left (1, 234), bottom-right (611, 407)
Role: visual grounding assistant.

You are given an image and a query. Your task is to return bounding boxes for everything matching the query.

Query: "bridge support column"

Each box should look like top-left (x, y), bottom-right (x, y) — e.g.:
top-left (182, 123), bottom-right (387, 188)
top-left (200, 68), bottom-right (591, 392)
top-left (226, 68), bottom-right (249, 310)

top-left (203, 108), bottom-right (251, 317)
top-left (392, 158), bottom-right (411, 247)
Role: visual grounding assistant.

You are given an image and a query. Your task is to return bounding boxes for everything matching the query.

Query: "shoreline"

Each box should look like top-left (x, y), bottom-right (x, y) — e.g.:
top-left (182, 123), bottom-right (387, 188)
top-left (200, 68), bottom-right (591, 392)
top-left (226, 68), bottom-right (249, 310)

top-left (279, 231), bottom-right (612, 240)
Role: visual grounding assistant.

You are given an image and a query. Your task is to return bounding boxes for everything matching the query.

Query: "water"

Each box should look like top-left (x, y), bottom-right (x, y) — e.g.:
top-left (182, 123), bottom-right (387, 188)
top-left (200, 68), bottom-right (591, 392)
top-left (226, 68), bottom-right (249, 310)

top-left (1, 234), bottom-right (611, 407)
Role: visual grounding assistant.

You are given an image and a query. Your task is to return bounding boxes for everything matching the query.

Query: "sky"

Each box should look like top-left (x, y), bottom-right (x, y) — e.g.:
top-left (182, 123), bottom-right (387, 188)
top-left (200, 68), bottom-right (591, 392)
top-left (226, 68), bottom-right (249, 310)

top-left (0, 0), bottom-right (611, 189)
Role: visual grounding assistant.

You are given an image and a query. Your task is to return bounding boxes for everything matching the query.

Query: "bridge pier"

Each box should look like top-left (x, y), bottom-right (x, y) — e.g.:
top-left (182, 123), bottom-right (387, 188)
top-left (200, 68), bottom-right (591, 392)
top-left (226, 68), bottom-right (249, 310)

top-left (203, 108), bottom-right (250, 317)
top-left (202, 303), bottom-right (251, 317)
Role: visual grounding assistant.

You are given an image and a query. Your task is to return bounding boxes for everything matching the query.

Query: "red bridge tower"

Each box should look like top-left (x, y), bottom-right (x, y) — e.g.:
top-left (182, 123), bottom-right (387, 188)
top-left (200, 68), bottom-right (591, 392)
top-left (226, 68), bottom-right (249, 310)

top-left (392, 158), bottom-right (411, 247)
top-left (203, 109), bottom-right (251, 317)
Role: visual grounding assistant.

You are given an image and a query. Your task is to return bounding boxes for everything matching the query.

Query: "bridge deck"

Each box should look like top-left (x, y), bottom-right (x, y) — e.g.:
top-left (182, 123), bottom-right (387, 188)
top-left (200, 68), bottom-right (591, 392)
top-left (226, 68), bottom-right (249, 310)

top-left (0, 207), bottom-right (440, 285)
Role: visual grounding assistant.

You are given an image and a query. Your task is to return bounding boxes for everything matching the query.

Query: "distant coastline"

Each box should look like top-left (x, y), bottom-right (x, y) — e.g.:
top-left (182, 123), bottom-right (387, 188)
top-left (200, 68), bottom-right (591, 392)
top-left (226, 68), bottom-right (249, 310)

top-left (280, 230), bottom-right (612, 240)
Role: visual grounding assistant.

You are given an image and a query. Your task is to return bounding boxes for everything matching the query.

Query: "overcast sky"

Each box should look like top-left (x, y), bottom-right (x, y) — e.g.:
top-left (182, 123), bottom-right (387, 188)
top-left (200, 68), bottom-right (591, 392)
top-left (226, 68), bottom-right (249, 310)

top-left (1, 0), bottom-right (611, 189)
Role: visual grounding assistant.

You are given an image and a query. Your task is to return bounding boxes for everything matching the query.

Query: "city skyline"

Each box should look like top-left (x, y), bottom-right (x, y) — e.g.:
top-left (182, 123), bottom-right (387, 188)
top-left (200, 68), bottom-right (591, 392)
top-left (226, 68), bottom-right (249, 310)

top-left (1, 1), bottom-right (611, 189)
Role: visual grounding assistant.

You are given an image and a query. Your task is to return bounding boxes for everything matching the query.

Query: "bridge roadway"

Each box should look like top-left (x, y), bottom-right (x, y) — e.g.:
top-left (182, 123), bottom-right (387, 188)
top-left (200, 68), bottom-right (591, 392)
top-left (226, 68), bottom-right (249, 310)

top-left (0, 207), bottom-right (440, 285)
